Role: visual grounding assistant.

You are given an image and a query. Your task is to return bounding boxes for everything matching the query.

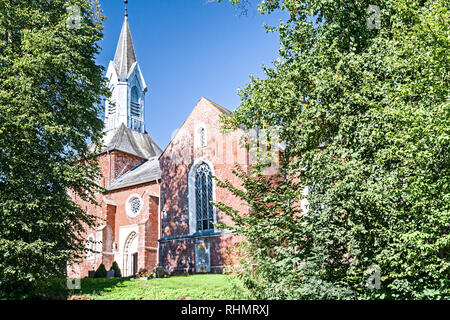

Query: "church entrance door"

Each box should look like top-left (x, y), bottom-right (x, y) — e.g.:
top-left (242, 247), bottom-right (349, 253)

top-left (132, 253), bottom-right (138, 275)
top-left (123, 231), bottom-right (138, 276)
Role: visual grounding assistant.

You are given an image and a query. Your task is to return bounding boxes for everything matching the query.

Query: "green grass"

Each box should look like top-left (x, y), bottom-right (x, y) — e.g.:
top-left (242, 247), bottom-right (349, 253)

top-left (37, 274), bottom-right (250, 300)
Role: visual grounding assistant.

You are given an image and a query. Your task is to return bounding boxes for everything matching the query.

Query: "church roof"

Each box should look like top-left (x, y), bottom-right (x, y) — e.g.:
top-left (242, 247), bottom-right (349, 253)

top-left (113, 16), bottom-right (137, 77)
top-left (107, 156), bottom-right (161, 191)
top-left (92, 124), bottom-right (162, 159)
top-left (203, 97), bottom-right (231, 115)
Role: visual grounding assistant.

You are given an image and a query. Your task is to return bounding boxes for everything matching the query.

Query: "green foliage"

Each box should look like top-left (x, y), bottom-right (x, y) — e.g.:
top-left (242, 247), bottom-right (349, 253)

top-left (94, 264), bottom-right (107, 278)
top-left (110, 261), bottom-right (121, 278)
top-left (218, 0), bottom-right (449, 299)
top-left (0, 0), bottom-right (107, 299)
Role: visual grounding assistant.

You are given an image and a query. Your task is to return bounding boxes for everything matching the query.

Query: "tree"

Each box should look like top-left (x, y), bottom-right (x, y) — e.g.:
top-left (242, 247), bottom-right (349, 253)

top-left (94, 264), bottom-right (107, 278)
top-left (0, 0), bottom-right (107, 299)
top-left (110, 261), bottom-right (122, 278)
top-left (217, 0), bottom-right (449, 299)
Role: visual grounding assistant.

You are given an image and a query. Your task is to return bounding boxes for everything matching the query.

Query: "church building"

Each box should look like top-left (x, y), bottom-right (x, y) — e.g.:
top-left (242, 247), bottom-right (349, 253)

top-left (158, 97), bottom-right (250, 275)
top-left (69, 9), bottom-right (251, 278)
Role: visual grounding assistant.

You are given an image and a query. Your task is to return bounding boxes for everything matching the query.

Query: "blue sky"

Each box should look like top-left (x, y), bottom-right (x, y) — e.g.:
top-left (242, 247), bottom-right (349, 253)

top-left (97, 0), bottom-right (285, 148)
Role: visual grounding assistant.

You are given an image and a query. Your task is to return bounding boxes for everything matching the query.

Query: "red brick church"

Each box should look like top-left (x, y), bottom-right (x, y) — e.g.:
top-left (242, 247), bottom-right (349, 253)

top-left (68, 12), bottom-right (253, 278)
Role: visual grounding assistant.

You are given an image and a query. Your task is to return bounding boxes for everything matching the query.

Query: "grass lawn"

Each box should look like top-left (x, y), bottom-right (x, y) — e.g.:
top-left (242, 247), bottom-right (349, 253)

top-left (38, 274), bottom-right (249, 300)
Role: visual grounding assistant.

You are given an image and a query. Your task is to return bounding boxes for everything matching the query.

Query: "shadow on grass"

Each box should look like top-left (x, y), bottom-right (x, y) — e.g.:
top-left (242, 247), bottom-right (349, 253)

top-left (78, 278), bottom-right (130, 297)
top-left (33, 274), bottom-right (250, 300)
top-left (34, 277), bottom-right (133, 300)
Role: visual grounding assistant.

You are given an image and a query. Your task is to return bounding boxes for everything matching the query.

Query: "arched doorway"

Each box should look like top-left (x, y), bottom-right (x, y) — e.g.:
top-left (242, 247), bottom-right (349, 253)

top-left (123, 231), bottom-right (138, 277)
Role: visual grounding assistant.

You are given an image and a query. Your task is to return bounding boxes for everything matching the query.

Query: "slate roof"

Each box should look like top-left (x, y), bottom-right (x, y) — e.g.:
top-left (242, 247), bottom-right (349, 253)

top-left (107, 156), bottom-right (161, 191)
top-left (113, 16), bottom-right (137, 77)
top-left (91, 124), bottom-right (162, 159)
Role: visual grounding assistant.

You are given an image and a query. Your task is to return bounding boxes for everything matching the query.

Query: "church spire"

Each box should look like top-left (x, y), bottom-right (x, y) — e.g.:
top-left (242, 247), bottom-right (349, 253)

top-left (105, 0), bottom-right (146, 133)
top-left (113, 4), bottom-right (136, 77)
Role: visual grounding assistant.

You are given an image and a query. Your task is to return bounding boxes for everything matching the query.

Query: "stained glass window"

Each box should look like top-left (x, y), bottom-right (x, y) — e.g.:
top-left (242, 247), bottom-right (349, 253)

top-left (130, 197), bottom-right (141, 215)
top-left (195, 163), bottom-right (214, 232)
top-left (127, 196), bottom-right (142, 217)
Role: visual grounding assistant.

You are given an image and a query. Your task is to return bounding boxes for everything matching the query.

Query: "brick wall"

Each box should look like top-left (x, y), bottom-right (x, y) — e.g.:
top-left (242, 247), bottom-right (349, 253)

top-left (159, 98), bottom-right (249, 274)
top-left (103, 181), bottom-right (160, 275)
top-left (96, 151), bottom-right (146, 188)
top-left (68, 150), bottom-right (160, 278)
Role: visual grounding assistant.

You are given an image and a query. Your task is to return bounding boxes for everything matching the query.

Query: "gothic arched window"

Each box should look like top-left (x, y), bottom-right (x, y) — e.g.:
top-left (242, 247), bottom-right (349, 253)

top-left (199, 127), bottom-right (207, 147)
top-left (195, 163), bottom-right (214, 232)
top-left (86, 235), bottom-right (95, 260)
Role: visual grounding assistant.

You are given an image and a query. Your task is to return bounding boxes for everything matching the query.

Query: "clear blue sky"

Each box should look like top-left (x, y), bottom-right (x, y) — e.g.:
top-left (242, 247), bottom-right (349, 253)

top-left (97, 0), bottom-right (285, 149)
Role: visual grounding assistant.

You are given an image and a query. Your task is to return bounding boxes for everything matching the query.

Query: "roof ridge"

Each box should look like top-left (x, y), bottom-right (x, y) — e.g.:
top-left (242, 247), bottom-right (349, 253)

top-left (107, 156), bottom-right (162, 191)
top-left (202, 97), bottom-right (232, 115)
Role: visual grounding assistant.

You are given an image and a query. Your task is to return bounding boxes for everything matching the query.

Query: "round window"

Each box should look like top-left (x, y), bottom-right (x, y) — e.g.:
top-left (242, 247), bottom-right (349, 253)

top-left (127, 195), bottom-right (142, 217)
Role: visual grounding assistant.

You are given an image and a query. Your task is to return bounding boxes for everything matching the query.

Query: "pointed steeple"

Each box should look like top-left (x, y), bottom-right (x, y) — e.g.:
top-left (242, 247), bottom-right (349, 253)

top-left (105, 0), bottom-right (147, 134)
top-left (113, 15), bottom-right (137, 77)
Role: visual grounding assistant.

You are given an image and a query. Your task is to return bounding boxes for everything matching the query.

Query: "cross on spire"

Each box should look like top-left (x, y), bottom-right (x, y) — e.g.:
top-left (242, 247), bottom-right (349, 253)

top-left (124, 0), bottom-right (128, 17)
